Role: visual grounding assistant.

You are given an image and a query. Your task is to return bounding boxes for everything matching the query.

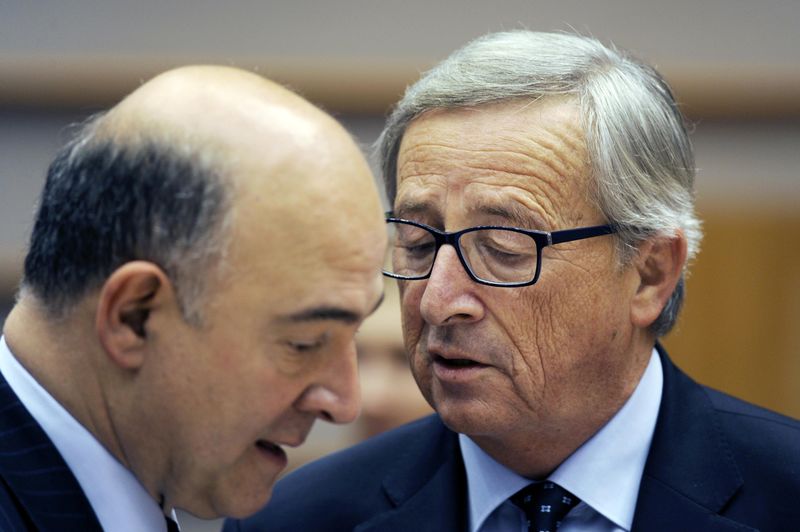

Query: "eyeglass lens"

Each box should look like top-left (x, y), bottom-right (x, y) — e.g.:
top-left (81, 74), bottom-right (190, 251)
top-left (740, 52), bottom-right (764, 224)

top-left (384, 221), bottom-right (539, 284)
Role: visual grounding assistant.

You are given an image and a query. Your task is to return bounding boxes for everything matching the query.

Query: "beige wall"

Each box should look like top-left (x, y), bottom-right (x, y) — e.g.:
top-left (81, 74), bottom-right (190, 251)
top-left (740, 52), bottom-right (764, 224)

top-left (664, 206), bottom-right (800, 418)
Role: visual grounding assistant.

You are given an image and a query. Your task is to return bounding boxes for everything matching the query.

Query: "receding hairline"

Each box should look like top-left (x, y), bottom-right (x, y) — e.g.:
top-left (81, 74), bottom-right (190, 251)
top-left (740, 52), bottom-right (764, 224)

top-left (92, 65), bottom-right (347, 161)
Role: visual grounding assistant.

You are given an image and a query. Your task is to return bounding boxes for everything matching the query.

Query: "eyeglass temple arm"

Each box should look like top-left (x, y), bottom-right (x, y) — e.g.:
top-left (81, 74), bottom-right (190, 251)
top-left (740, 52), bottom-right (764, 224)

top-left (549, 224), bottom-right (616, 245)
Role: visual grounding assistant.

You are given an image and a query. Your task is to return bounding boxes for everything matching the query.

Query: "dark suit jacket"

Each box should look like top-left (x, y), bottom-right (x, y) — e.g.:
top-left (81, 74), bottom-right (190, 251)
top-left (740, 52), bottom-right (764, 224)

top-left (227, 347), bottom-right (800, 532)
top-left (0, 373), bottom-right (103, 531)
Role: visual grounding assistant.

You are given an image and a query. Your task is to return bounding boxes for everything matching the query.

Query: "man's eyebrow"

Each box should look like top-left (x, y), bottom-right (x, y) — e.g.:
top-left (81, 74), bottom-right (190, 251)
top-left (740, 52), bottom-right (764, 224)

top-left (282, 294), bottom-right (385, 324)
top-left (468, 203), bottom-right (544, 230)
top-left (283, 307), bottom-right (360, 324)
top-left (392, 200), bottom-right (435, 220)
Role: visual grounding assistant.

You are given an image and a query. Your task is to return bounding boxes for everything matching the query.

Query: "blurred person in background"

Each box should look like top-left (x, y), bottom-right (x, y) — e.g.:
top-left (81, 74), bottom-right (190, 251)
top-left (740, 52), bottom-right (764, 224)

top-left (356, 280), bottom-right (433, 439)
top-left (0, 65), bottom-right (386, 531)
top-left (230, 30), bottom-right (800, 532)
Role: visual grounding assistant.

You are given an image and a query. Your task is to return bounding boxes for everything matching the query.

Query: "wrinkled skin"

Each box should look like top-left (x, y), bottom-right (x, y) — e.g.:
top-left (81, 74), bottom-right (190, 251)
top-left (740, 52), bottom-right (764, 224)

top-left (394, 98), bottom-right (653, 477)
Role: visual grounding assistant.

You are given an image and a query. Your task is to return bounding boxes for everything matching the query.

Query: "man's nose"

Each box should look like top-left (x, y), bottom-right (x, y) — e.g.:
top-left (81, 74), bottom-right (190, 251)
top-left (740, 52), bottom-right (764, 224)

top-left (419, 244), bottom-right (484, 327)
top-left (294, 341), bottom-right (361, 424)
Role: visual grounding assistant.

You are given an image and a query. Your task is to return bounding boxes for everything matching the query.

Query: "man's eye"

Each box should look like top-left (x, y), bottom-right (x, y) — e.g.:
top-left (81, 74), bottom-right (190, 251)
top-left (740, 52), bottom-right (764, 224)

top-left (288, 339), bottom-right (324, 353)
top-left (485, 245), bottom-right (528, 264)
top-left (404, 242), bottom-right (436, 258)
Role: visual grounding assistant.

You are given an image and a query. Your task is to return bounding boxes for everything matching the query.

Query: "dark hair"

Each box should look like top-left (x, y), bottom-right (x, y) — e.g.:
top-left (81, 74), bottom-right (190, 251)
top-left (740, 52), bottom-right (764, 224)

top-left (23, 123), bottom-right (230, 322)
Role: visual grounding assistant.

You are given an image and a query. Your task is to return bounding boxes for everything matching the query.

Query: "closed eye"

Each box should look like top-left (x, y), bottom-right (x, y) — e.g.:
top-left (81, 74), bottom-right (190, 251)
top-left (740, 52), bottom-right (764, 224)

top-left (403, 241), bottom-right (436, 258)
top-left (483, 244), bottom-right (528, 264)
top-left (288, 336), bottom-right (326, 353)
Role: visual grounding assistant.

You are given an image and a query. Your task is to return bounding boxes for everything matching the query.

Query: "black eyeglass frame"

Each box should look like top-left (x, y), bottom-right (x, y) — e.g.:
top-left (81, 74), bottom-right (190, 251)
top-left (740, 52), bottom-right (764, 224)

top-left (383, 217), bottom-right (618, 287)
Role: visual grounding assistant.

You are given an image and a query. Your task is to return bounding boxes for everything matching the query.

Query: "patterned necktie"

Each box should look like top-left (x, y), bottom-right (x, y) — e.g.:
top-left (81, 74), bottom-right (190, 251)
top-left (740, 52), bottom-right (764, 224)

top-left (510, 481), bottom-right (580, 532)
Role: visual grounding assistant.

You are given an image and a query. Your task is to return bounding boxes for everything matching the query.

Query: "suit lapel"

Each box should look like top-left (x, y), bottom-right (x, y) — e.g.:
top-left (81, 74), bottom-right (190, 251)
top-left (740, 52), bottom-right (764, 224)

top-left (0, 375), bottom-right (103, 531)
top-left (631, 345), bottom-right (752, 532)
top-left (356, 416), bottom-right (467, 532)
top-left (344, 346), bottom-right (755, 532)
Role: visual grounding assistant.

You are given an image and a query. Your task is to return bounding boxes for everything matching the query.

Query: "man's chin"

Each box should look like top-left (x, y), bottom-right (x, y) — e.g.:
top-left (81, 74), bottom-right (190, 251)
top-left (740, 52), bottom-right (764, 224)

top-left (178, 480), bottom-right (275, 520)
top-left (432, 397), bottom-right (498, 436)
top-left (207, 493), bottom-right (273, 521)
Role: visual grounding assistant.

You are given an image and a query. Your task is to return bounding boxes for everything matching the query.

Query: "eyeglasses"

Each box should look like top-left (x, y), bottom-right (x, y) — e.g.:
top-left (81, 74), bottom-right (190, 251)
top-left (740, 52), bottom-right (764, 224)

top-left (383, 217), bottom-right (617, 287)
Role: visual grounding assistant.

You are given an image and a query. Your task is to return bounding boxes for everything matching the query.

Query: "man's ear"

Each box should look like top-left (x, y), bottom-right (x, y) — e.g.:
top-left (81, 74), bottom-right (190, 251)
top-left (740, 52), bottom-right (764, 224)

top-left (630, 231), bottom-right (688, 330)
top-left (95, 261), bottom-right (174, 370)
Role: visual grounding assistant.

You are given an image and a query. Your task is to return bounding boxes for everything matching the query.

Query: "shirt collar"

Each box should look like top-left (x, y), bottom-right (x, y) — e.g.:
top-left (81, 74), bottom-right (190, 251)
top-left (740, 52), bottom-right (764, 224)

top-left (0, 336), bottom-right (176, 532)
top-left (460, 348), bottom-right (663, 532)
top-left (460, 435), bottom-right (529, 531)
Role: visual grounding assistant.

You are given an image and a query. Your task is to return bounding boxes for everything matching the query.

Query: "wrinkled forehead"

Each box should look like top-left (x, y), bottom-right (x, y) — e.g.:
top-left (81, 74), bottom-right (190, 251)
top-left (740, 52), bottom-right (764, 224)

top-left (393, 99), bottom-right (595, 230)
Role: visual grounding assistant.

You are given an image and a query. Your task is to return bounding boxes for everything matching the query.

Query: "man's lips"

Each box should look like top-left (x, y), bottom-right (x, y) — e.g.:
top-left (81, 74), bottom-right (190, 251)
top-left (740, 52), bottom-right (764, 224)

top-left (427, 345), bottom-right (492, 383)
top-left (255, 440), bottom-right (288, 465)
top-left (433, 354), bottom-right (487, 369)
top-left (431, 354), bottom-right (490, 383)
top-left (427, 343), bottom-right (490, 367)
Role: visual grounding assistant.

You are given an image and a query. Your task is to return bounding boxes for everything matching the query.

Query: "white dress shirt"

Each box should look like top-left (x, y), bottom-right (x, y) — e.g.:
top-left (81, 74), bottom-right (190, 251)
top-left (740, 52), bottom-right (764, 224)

top-left (0, 336), bottom-right (177, 532)
top-left (461, 348), bottom-right (663, 532)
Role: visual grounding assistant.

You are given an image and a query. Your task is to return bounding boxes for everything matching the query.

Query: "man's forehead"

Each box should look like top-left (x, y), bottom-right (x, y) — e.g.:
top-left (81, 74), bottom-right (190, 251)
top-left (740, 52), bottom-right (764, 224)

top-left (393, 194), bottom-right (547, 230)
top-left (393, 161), bottom-right (581, 231)
top-left (394, 99), bottom-right (590, 229)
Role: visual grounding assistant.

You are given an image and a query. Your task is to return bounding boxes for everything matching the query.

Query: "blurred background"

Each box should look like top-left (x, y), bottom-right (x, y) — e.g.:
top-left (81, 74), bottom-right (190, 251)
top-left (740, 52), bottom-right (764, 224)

top-left (2, 1), bottom-right (799, 530)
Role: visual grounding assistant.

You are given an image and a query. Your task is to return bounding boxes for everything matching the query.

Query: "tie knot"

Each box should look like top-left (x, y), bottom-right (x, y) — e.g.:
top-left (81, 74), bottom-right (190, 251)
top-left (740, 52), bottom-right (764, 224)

top-left (510, 481), bottom-right (580, 532)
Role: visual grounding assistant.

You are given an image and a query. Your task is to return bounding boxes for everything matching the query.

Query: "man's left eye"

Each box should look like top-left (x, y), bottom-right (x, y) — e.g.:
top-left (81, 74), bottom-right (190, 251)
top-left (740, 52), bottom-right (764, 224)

top-left (288, 338), bottom-right (325, 353)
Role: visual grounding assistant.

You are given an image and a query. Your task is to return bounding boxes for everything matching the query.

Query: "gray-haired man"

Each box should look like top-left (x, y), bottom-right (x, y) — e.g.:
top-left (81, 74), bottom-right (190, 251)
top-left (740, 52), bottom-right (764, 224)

top-left (229, 31), bottom-right (800, 532)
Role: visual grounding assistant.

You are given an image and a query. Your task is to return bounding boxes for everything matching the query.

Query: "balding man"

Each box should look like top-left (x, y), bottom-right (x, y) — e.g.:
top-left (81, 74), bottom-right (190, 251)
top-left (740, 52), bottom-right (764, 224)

top-left (0, 66), bottom-right (386, 531)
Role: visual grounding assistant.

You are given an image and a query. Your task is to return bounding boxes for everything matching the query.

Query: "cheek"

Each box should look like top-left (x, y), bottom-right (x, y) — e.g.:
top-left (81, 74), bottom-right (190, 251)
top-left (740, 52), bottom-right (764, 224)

top-left (192, 346), bottom-right (286, 430)
top-left (498, 287), bottom-right (567, 350)
top-left (512, 270), bottom-right (630, 371)
top-left (499, 279), bottom-right (604, 367)
top-left (202, 377), bottom-right (296, 456)
top-left (398, 282), bottom-right (424, 352)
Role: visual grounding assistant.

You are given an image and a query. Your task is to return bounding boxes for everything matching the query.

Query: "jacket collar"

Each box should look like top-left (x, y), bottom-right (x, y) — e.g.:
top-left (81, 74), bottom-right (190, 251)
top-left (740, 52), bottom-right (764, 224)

top-left (356, 415), bottom-right (467, 532)
top-left (349, 344), bottom-right (752, 532)
top-left (632, 344), bottom-right (750, 531)
top-left (0, 373), bottom-right (103, 531)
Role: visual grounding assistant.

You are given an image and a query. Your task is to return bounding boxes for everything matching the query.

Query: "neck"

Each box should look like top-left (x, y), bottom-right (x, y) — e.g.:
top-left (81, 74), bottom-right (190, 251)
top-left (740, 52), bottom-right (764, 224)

top-left (3, 295), bottom-right (130, 469)
top-left (471, 414), bottom-right (615, 479)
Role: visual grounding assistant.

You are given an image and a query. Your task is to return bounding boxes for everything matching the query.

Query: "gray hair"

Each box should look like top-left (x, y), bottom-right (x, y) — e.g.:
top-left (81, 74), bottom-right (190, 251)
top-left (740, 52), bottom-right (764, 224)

top-left (377, 30), bottom-right (701, 336)
top-left (22, 115), bottom-right (231, 324)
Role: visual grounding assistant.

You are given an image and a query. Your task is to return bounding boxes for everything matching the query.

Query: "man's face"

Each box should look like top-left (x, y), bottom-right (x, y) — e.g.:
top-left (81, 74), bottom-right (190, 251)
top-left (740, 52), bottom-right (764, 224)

top-left (393, 99), bottom-right (645, 470)
top-left (129, 155), bottom-right (386, 517)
